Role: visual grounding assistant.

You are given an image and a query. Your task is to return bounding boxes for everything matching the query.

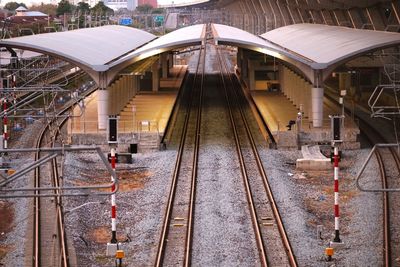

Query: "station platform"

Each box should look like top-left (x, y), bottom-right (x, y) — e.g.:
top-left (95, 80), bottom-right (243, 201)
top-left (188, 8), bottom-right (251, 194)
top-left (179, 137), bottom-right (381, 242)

top-left (251, 90), bottom-right (360, 149)
top-left (68, 66), bottom-right (187, 138)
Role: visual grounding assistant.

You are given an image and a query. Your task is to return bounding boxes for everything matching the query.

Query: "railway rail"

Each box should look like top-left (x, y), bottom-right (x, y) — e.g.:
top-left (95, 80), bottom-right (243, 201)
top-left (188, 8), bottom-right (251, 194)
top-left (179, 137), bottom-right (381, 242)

top-left (31, 85), bottom-right (97, 267)
top-left (373, 146), bottom-right (400, 267)
top-left (216, 46), bottom-right (297, 267)
top-left (154, 35), bottom-right (206, 266)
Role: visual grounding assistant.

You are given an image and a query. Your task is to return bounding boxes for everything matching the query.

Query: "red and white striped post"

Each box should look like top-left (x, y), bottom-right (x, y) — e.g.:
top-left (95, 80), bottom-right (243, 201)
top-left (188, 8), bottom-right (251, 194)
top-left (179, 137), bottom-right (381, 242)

top-left (110, 147), bottom-right (117, 244)
top-left (330, 115), bottom-right (343, 245)
top-left (333, 145), bottom-right (341, 243)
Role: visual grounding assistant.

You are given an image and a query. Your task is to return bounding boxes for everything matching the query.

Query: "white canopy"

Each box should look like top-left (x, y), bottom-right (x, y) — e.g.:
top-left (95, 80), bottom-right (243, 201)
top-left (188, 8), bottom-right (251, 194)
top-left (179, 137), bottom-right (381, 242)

top-left (261, 23), bottom-right (400, 69)
top-left (0, 25), bottom-right (156, 72)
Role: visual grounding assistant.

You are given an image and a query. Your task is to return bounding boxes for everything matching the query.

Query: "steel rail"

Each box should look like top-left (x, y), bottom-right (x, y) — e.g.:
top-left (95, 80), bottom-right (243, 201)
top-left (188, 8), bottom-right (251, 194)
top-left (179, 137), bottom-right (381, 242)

top-left (185, 32), bottom-right (207, 267)
top-left (154, 42), bottom-right (206, 267)
top-left (51, 155), bottom-right (69, 267)
top-left (32, 92), bottom-right (72, 267)
top-left (374, 149), bottom-right (390, 267)
top-left (216, 46), bottom-right (268, 266)
top-left (217, 46), bottom-right (297, 267)
top-left (31, 84), bottom-right (98, 266)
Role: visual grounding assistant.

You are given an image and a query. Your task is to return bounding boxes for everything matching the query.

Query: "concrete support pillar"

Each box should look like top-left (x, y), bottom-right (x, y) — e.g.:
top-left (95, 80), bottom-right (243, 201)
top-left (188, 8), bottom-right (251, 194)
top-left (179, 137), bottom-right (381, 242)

top-left (248, 59), bottom-right (255, 90)
top-left (97, 72), bottom-right (109, 130)
top-left (98, 89), bottom-right (109, 130)
top-left (161, 53), bottom-right (169, 78)
top-left (152, 60), bottom-right (160, 92)
top-left (312, 87), bottom-right (324, 127)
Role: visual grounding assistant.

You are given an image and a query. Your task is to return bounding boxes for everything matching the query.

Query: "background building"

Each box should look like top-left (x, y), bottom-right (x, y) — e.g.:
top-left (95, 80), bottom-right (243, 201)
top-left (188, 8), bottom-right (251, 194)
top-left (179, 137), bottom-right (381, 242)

top-left (138, 0), bottom-right (157, 7)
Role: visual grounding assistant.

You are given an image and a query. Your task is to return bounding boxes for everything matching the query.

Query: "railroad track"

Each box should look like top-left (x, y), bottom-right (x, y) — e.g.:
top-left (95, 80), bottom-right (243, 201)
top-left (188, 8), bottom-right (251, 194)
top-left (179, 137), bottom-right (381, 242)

top-left (31, 85), bottom-right (97, 267)
top-left (373, 146), bottom-right (400, 267)
top-left (154, 37), bottom-right (206, 266)
top-left (216, 46), bottom-right (297, 267)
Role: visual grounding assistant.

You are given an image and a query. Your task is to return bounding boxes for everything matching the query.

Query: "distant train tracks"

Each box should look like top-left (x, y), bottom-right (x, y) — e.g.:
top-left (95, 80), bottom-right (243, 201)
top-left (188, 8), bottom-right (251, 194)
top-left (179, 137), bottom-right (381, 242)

top-left (155, 39), bottom-right (206, 266)
top-left (216, 47), bottom-right (297, 267)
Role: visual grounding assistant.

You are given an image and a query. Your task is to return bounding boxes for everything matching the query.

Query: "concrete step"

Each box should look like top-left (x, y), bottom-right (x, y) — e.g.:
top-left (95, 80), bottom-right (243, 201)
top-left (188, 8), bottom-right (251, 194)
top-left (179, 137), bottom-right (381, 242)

top-left (138, 133), bottom-right (160, 152)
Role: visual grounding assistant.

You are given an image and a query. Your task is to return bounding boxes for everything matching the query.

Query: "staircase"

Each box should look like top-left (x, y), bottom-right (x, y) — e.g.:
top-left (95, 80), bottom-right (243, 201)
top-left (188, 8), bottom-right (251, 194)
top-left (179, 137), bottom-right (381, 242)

top-left (138, 132), bottom-right (160, 152)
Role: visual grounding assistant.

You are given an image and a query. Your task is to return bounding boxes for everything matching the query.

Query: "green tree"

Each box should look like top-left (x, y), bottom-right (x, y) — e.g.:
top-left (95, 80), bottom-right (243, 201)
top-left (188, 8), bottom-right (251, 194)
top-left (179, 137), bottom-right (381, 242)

top-left (56, 0), bottom-right (74, 16)
top-left (151, 8), bottom-right (164, 14)
top-left (31, 3), bottom-right (58, 16)
top-left (76, 2), bottom-right (90, 14)
top-left (91, 1), bottom-right (113, 15)
top-left (4, 2), bottom-right (27, 11)
top-left (136, 4), bottom-right (152, 14)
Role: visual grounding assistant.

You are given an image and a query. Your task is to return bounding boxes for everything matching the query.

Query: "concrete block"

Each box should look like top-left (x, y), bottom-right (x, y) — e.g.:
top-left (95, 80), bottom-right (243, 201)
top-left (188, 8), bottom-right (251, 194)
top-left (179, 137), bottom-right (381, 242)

top-left (296, 158), bottom-right (331, 171)
top-left (296, 145), bottom-right (331, 171)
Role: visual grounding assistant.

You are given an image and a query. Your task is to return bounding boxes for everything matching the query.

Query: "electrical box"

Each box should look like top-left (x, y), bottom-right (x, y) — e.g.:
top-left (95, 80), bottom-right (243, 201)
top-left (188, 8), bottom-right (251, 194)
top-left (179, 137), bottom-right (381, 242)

top-left (108, 116), bottom-right (118, 144)
top-left (330, 115), bottom-right (343, 143)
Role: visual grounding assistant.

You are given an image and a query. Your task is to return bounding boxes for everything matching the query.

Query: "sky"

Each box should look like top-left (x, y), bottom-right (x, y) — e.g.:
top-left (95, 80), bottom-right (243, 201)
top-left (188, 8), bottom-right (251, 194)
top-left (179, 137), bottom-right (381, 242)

top-left (0, 0), bottom-right (203, 7)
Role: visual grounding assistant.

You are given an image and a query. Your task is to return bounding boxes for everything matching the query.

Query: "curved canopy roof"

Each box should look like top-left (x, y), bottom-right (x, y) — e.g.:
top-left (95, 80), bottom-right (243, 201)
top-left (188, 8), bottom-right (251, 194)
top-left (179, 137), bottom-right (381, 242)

top-left (261, 23), bottom-right (400, 70)
top-left (109, 24), bottom-right (206, 70)
top-left (0, 25), bottom-right (156, 72)
top-left (1, 23), bottom-right (400, 86)
top-left (211, 23), bottom-right (313, 67)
